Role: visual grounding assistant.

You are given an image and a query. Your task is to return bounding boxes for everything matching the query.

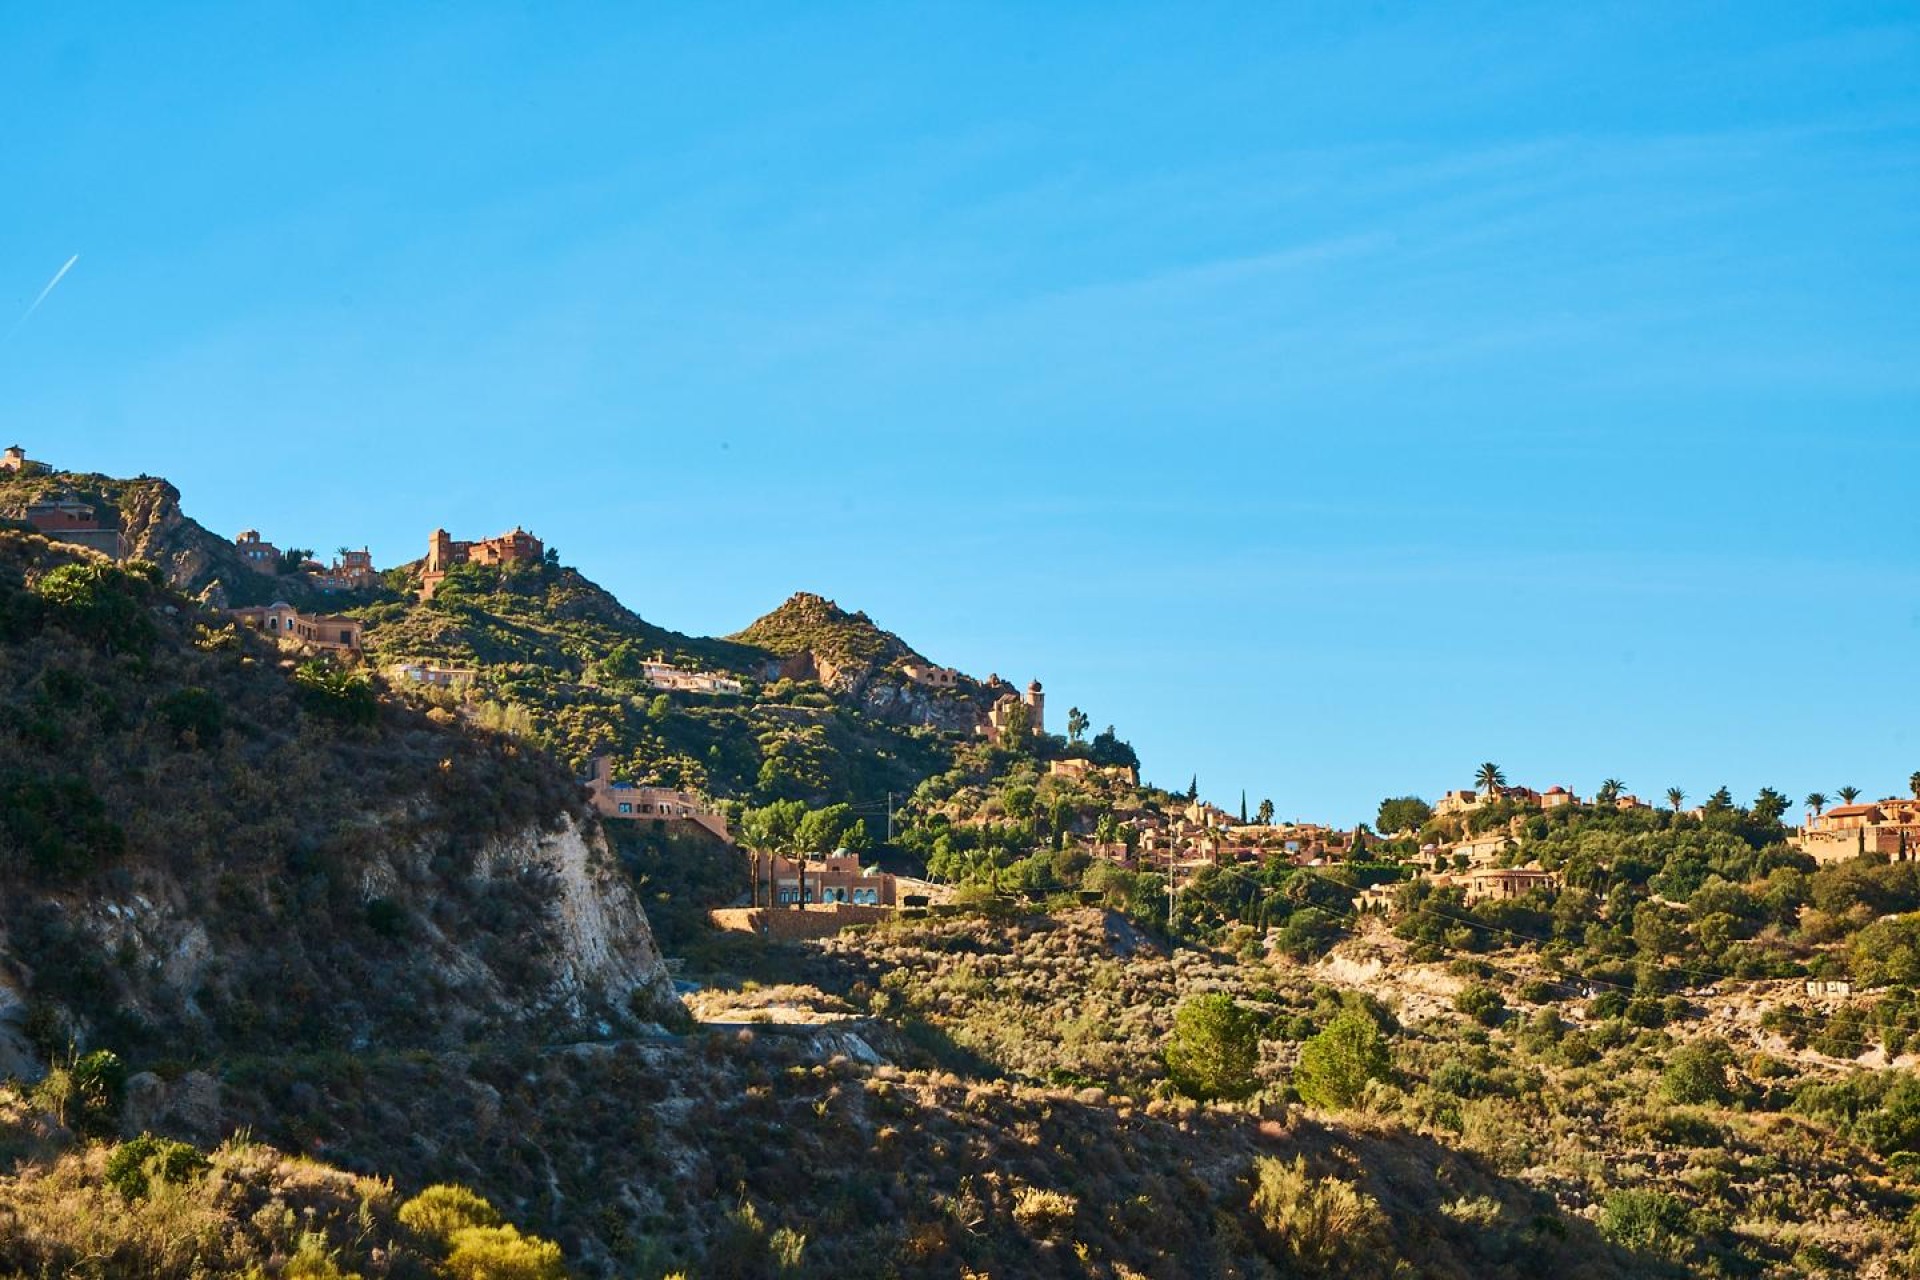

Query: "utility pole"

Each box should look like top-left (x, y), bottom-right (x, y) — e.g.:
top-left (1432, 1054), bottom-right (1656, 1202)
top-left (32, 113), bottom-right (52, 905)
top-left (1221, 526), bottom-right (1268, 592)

top-left (886, 791), bottom-right (894, 843)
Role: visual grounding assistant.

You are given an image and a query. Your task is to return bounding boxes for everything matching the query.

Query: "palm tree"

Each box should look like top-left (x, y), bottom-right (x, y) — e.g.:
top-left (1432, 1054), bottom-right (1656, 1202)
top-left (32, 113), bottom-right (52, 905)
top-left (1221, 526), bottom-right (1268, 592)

top-left (1838, 785), bottom-right (1862, 804)
top-left (1475, 762), bottom-right (1506, 795)
top-left (1909, 771), bottom-right (1920, 801)
top-left (1805, 792), bottom-right (1828, 816)
top-left (1597, 778), bottom-right (1625, 805)
top-left (1666, 787), bottom-right (1685, 813)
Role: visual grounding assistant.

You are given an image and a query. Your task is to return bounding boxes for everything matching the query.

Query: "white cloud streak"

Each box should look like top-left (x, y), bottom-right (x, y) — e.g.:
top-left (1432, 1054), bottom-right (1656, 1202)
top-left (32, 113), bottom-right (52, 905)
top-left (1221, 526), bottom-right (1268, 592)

top-left (4, 254), bottom-right (80, 344)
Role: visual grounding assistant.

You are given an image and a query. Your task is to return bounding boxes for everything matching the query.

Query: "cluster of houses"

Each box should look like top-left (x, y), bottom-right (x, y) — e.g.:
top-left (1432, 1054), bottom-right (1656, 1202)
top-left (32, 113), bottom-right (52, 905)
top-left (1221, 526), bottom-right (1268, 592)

top-left (639, 660), bottom-right (743, 696)
top-left (1795, 798), bottom-right (1920, 864)
top-left (232, 530), bottom-right (377, 592)
top-left (1039, 772), bottom-right (1575, 919)
top-left (1434, 783), bottom-right (1653, 817)
top-left (582, 755), bottom-right (947, 928)
top-left (386, 661), bottom-right (477, 689)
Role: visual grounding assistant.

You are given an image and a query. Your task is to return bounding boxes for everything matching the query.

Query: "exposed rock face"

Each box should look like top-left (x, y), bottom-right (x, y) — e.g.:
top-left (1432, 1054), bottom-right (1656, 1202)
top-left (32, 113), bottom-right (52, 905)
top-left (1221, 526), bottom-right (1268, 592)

top-left (737, 592), bottom-right (995, 731)
top-left (115, 478), bottom-right (320, 608)
top-left (8, 813), bottom-right (676, 1073)
top-left (114, 479), bottom-right (209, 587)
top-left (0, 966), bottom-right (39, 1082)
top-left (858, 676), bottom-right (986, 734)
top-left (471, 814), bottom-right (678, 1021)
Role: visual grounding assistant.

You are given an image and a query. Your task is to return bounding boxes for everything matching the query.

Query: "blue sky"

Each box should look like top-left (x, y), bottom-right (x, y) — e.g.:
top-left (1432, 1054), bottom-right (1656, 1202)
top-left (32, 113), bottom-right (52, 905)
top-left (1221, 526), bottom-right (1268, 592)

top-left (3, 3), bottom-right (1916, 822)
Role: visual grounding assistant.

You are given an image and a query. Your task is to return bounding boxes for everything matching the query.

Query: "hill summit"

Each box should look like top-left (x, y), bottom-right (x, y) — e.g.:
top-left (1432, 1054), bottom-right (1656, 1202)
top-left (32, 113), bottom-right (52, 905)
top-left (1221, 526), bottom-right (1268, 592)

top-left (730, 590), bottom-right (916, 687)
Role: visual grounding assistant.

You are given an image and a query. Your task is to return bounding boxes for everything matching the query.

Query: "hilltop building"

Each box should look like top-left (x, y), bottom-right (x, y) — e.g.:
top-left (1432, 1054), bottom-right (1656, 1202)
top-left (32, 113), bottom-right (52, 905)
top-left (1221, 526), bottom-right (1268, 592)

top-left (1450, 864), bottom-right (1560, 904)
top-left (1047, 758), bottom-right (1139, 786)
top-left (1, 445), bottom-right (30, 472)
top-left (900, 661), bottom-right (960, 688)
top-left (1436, 784), bottom-right (1583, 818)
top-left (228, 602), bottom-right (364, 653)
top-left (234, 530), bottom-right (281, 573)
top-left (982, 678), bottom-right (1046, 741)
top-left (584, 756), bottom-right (730, 842)
top-left (1418, 863), bottom-right (1560, 902)
top-left (764, 851), bottom-right (898, 907)
top-left (640, 660), bottom-right (743, 696)
top-left (387, 662), bottom-right (476, 689)
top-left (419, 526), bottom-right (544, 600)
top-left (1795, 799), bottom-right (1920, 864)
top-left (317, 548), bottom-right (377, 592)
top-left (23, 493), bottom-right (121, 557)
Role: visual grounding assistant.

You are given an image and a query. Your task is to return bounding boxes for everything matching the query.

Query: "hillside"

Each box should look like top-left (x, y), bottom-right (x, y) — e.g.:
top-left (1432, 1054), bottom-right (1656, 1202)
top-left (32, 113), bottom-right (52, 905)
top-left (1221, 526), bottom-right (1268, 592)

top-left (0, 526), bottom-right (673, 1076)
top-left (354, 562), bottom-right (1029, 810)
top-left (728, 590), bottom-right (912, 676)
top-left (0, 466), bottom-right (364, 611)
top-left (9, 457), bottom-right (1920, 1277)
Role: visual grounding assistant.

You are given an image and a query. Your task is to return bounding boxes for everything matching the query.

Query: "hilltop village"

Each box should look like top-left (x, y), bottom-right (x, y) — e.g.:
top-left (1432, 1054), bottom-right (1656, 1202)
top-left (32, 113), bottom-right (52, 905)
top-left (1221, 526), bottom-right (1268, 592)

top-left (6, 441), bottom-right (1912, 946)
top-left (0, 446), bottom-right (1567, 928)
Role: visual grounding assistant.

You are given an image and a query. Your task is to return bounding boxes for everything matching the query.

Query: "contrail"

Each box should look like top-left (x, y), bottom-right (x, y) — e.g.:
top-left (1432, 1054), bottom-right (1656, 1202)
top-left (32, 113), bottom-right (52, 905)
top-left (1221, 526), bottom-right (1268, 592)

top-left (3, 254), bottom-right (80, 344)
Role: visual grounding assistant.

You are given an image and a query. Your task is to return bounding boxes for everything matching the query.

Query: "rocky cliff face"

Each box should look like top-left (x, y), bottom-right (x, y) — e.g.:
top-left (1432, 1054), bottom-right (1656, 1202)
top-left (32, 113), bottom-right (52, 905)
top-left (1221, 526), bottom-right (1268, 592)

top-left (0, 528), bottom-right (678, 1074)
top-left (0, 811), bottom-right (673, 1075)
top-left (115, 477), bottom-right (333, 608)
top-left (858, 674), bottom-right (987, 734)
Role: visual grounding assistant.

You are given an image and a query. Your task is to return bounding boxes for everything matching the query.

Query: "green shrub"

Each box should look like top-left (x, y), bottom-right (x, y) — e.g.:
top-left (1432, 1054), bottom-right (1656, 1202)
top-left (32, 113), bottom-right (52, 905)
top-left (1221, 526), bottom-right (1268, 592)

top-left (1294, 1010), bottom-right (1391, 1110)
top-left (104, 1132), bottom-right (210, 1200)
top-left (443, 1224), bottom-right (567, 1280)
top-left (398, 1183), bottom-right (501, 1243)
top-left (31, 561), bottom-right (158, 652)
top-left (1249, 1155), bottom-right (1389, 1277)
top-left (279, 1232), bottom-right (363, 1279)
top-left (1661, 1038), bottom-right (1735, 1106)
top-left (1598, 1188), bottom-right (1692, 1256)
top-left (71, 1048), bottom-right (127, 1135)
top-left (157, 686), bottom-right (223, 746)
top-left (1455, 984), bottom-right (1507, 1027)
top-left (0, 774), bottom-right (126, 879)
top-left (1164, 993), bottom-right (1260, 1101)
top-left (1011, 1186), bottom-right (1078, 1237)
top-left (1588, 991), bottom-right (1629, 1020)
top-left (1624, 996), bottom-right (1668, 1028)
top-left (294, 662), bottom-right (379, 727)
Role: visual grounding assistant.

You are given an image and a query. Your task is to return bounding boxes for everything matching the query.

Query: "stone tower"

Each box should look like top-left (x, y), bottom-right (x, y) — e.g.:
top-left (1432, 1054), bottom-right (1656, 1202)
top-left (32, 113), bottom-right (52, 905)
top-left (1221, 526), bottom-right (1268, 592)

top-left (1024, 679), bottom-right (1045, 735)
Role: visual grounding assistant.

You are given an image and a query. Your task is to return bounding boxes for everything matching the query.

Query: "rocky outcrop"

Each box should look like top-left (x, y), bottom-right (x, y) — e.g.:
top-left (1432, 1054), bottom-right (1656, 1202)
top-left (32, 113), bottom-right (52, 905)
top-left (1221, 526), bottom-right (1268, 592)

top-left (734, 592), bottom-right (998, 732)
top-left (858, 674), bottom-right (987, 734)
top-left (472, 814), bottom-right (678, 1022)
top-left (115, 479), bottom-right (320, 608)
top-left (18, 812), bottom-right (678, 1065)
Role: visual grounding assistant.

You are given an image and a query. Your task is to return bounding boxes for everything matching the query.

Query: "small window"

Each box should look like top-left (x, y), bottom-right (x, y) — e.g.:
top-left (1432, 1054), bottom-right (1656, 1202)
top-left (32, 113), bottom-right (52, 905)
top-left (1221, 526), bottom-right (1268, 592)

top-left (618, 803), bottom-right (632, 814)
